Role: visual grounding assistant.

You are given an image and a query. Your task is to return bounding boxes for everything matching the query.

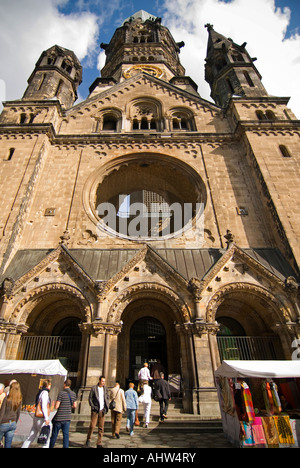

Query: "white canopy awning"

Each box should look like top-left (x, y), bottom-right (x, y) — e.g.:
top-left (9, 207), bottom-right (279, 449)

top-left (215, 360), bottom-right (300, 379)
top-left (0, 359), bottom-right (68, 377)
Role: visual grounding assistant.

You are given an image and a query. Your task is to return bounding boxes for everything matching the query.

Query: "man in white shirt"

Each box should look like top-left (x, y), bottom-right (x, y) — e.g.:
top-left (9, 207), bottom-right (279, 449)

top-left (138, 363), bottom-right (151, 381)
top-left (86, 376), bottom-right (109, 448)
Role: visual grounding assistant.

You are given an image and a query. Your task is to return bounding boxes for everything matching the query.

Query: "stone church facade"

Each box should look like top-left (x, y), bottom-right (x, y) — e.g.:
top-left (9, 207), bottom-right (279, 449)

top-left (0, 11), bottom-right (300, 416)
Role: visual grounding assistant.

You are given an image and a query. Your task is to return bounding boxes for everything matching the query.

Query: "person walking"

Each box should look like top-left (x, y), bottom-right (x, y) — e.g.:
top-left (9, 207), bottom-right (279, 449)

top-left (49, 379), bottom-right (77, 448)
top-left (109, 381), bottom-right (126, 439)
top-left (0, 381), bottom-right (22, 448)
top-left (150, 360), bottom-right (165, 381)
top-left (138, 380), bottom-right (152, 428)
top-left (155, 373), bottom-right (171, 422)
top-left (125, 383), bottom-right (139, 436)
top-left (138, 362), bottom-right (151, 382)
top-left (85, 375), bottom-right (109, 448)
top-left (22, 379), bottom-right (52, 448)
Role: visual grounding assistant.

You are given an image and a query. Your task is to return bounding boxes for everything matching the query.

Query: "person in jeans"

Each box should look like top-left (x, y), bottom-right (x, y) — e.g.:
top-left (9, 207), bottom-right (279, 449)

top-left (49, 379), bottom-right (77, 448)
top-left (0, 381), bottom-right (22, 448)
top-left (125, 382), bottom-right (139, 436)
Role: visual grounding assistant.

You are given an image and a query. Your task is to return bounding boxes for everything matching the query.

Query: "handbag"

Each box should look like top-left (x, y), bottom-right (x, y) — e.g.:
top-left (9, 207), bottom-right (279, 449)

top-left (109, 388), bottom-right (119, 410)
top-left (37, 424), bottom-right (50, 445)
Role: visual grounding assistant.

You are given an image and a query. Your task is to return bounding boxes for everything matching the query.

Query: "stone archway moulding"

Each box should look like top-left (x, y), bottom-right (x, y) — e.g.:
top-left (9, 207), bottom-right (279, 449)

top-left (11, 282), bottom-right (93, 325)
top-left (206, 282), bottom-right (291, 325)
top-left (107, 282), bottom-right (191, 324)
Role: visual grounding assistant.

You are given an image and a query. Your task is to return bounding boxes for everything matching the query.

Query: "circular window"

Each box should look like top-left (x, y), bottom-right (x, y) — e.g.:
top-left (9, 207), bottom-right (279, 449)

top-left (85, 154), bottom-right (206, 240)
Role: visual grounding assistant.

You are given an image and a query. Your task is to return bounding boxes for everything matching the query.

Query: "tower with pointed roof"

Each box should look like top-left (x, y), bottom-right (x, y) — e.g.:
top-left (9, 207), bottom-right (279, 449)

top-left (204, 23), bottom-right (267, 107)
top-left (0, 11), bottom-right (300, 422)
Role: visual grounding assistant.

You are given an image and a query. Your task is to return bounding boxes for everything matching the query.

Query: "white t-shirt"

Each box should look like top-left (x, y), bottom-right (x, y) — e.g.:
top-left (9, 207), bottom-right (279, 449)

top-left (97, 386), bottom-right (104, 411)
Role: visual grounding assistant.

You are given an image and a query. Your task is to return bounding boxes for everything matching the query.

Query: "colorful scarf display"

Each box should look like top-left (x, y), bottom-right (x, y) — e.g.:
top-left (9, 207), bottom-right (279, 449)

top-left (252, 417), bottom-right (267, 447)
top-left (273, 415), bottom-right (295, 446)
top-left (262, 380), bottom-right (282, 414)
top-left (241, 381), bottom-right (256, 424)
top-left (261, 416), bottom-right (280, 448)
top-left (240, 422), bottom-right (255, 447)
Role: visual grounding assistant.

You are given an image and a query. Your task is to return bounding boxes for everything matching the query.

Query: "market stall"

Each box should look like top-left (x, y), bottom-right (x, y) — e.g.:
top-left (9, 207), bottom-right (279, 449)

top-left (215, 360), bottom-right (300, 448)
top-left (0, 359), bottom-right (68, 441)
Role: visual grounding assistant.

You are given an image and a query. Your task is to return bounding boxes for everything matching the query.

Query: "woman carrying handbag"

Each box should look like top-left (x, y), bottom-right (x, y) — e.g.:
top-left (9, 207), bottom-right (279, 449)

top-left (22, 379), bottom-right (52, 448)
top-left (109, 382), bottom-right (126, 439)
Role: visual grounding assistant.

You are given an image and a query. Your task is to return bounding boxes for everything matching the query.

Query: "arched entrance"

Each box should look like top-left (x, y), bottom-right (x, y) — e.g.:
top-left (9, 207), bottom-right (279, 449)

top-left (116, 297), bottom-right (182, 387)
top-left (207, 284), bottom-right (287, 361)
top-left (14, 285), bottom-right (92, 387)
top-left (129, 317), bottom-right (167, 381)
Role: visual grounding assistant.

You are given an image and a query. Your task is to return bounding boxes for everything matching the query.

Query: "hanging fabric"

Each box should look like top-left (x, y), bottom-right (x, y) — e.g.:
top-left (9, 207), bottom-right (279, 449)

top-left (252, 417), bottom-right (267, 447)
top-left (270, 381), bottom-right (282, 414)
top-left (261, 416), bottom-right (280, 448)
top-left (218, 377), bottom-right (235, 415)
top-left (262, 380), bottom-right (275, 414)
top-left (240, 422), bottom-right (255, 447)
top-left (241, 381), bottom-right (255, 424)
top-left (273, 415), bottom-right (295, 446)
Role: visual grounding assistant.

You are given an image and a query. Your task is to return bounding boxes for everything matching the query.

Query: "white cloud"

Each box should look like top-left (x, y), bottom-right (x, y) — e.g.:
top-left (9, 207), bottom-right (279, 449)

top-left (0, 0), bottom-right (99, 102)
top-left (162, 0), bottom-right (300, 117)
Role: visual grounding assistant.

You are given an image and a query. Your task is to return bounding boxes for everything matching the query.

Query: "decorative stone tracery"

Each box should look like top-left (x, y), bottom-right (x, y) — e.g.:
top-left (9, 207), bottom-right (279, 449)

top-left (107, 281), bottom-right (191, 324)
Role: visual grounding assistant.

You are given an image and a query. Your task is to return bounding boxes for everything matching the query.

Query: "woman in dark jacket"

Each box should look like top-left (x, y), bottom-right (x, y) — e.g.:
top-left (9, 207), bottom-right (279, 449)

top-left (0, 381), bottom-right (23, 448)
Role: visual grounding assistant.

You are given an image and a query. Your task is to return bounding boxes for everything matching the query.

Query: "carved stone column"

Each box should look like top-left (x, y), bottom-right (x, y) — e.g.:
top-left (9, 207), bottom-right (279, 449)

top-left (188, 278), bottom-right (205, 321)
top-left (102, 323), bottom-right (122, 386)
top-left (94, 281), bottom-right (107, 320)
top-left (0, 321), bottom-right (23, 359)
top-left (176, 320), bottom-right (220, 416)
top-left (0, 278), bottom-right (14, 320)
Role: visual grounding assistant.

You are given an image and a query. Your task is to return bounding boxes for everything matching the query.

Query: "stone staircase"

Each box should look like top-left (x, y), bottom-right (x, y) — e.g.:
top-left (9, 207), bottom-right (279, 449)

top-left (70, 397), bottom-right (223, 434)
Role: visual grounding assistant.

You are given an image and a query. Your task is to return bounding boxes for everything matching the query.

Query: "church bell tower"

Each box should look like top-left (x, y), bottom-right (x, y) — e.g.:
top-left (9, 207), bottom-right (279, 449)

top-left (204, 23), bottom-right (268, 107)
top-left (23, 45), bottom-right (82, 109)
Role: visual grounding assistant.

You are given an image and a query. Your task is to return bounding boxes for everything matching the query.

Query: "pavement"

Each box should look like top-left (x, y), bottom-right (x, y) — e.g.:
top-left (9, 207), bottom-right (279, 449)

top-left (11, 421), bottom-right (234, 449)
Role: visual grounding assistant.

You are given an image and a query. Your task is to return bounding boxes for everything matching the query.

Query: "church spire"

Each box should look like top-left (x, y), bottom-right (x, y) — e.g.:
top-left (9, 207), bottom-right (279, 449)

top-left (204, 24), bottom-right (268, 107)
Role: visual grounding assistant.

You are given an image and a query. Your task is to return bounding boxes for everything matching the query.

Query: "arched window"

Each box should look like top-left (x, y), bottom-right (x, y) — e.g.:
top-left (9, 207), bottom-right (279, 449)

top-left (244, 71), bottom-right (254, 87)
top-left (103, 115), bottom-right (117, 131)
top-left (265, 110), bottom-right (276, 120)
top-left (256, 110), bottom-right (266, 121)
top-left (129, 98), bottom-right (161, 131)
top-left (279, 145), bottom-right (291, 158)
top-left (170, 109), bottom-right (195, 131)
top-left (6, 148), bottom-right (15, 161)
top-left (96, 109), bottom-right (122, 132)
top-left (20, 113), bottom-right (27, 124)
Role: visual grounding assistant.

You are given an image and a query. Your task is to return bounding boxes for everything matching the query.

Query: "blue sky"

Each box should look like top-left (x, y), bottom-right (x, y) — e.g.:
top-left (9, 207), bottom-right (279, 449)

top-left (0, 0), bottom-right (300, 116)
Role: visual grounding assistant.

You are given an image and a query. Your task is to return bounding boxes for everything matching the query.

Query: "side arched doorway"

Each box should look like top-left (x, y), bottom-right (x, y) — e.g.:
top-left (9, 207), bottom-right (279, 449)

top-left (129, 317), bottom-right (167, 381)
top-left (210, 285), bottom-right (287, 361)
top-left (15, 287), bottom-right (91, 388)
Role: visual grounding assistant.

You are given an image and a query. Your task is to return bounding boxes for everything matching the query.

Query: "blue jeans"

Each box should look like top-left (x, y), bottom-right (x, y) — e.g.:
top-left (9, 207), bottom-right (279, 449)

top-left (126, 409), bottom-right (136, 435)
top-left (49, 420), bottom-right (71, 448)
top-left (0, 421), bottom-right (17, 448)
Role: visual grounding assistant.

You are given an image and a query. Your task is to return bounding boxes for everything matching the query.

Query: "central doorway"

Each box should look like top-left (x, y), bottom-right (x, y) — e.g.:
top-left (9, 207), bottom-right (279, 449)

top-left (129, 317), bottom-right (167, 381)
